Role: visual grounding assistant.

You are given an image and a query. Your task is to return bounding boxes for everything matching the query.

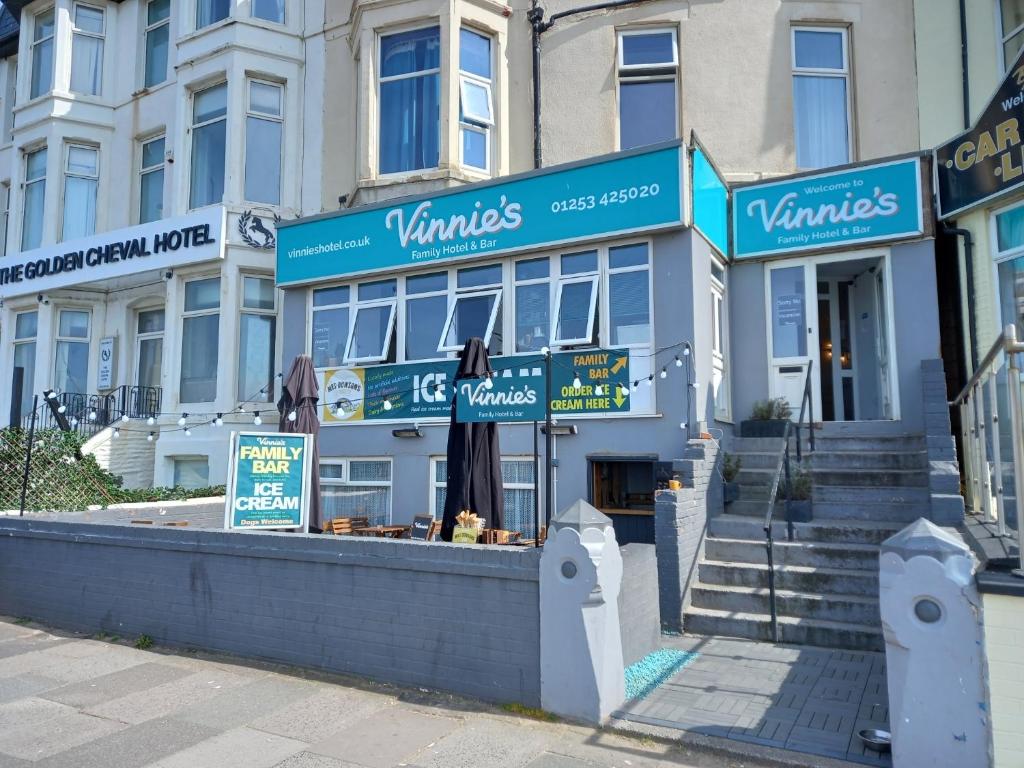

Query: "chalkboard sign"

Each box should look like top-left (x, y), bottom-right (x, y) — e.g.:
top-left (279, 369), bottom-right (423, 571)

top-left (410, 515), bottom-right (435, 540)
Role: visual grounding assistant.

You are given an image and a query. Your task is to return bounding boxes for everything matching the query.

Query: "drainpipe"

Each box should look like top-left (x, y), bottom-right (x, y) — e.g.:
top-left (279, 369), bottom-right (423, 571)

top-left (942, 221), bottom-right (979, 372)
top-left (527, 0), bottom-right (657, 169)
top-left (958, 0), bottom-right (971, 129)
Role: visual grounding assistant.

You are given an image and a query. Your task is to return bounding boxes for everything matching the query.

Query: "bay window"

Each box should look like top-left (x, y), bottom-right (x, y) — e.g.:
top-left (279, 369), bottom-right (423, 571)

top-left (70, 4), bottom-right (104, 96)
top-left (252, 0), bottom-right (285, 23)
top-left (405, 271), bottom-right (448, 360)
top-left (238, 276), bottom-right (276, 401)
top-left (144, 0), bottom-right (170, 88)
top-left (30, 9), bottom-right (54, 100)
top-left (459, 29), bottom-right (493, 172)
top-left (553, 251), bottom-right (599, 346)
top-left (514, 258), bottom-right (550, 352)
top-left (320, 459), bottom-right (393, 526)
top-left (22, 147), bottom-right (46, 251)
top-left (139, 136), bottom-right (164, 224)
top-left (1, 183), bottom-right (9, 258)
top-left (440, 263), bottom-right (502, 353)
top-left (244, 80), bottom-right (283, 205)
top-left (12, 311), bottom-right (37, 423)
top-left (792, 27), bottom-right (851, 169)
top-left (617, 29), bottom-right (678, 150)
top-left (54, 309), bottom-right (90, 394)
top-left (189, 83), bottom-right (227, 209)
top-left (608, 242), bottom-right (651, 345)
top-left (197, 0), bottom-right (230, 29)
top-left (379, 27), bottom-right (440, 174)
top-left (345, 279), bottom-right (397, 364)
top-left (180, 277), bottom-right (220, 402)
top-left (62, 145), bottom-right (98, 241)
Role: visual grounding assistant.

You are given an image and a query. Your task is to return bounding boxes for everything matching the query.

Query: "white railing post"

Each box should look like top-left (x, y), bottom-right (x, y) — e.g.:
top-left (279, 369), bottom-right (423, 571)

top-left (974, 383), bottom-right (994, 523)
top-left (987, 374), bottom-right (1007, 537)
top-left (1003, 325), bottom-right (1024, 573)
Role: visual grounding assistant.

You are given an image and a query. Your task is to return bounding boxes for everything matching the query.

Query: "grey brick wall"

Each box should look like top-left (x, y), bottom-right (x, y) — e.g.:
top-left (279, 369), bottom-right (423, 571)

top-left (921, 358), bottom-right (965, 524)
top-left (654, 438), bottom-right (720, 631)
top-left (0, 519), bottom-right (541, 706)
top-left (617, 543), bottom-right (660, 667)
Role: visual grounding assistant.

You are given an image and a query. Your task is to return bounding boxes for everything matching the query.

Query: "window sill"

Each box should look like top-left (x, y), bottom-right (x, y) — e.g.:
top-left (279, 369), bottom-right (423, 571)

top-left (131, 79), bottom-right (175, 100)
top-left (177, 17), bottom-right (237, 46)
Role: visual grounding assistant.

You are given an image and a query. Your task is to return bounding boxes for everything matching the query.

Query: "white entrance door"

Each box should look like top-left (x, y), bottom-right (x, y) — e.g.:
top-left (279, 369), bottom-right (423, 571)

top-left (766, 261), bottom-right (820, 418)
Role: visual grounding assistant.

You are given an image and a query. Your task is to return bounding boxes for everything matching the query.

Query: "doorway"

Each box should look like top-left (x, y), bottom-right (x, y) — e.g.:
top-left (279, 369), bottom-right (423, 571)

top-left (766, 253), bottom-right (897, 422)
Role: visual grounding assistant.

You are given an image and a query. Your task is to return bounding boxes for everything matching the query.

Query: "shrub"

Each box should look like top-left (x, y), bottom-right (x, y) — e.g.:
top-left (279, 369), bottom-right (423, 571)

top-left (722, 452), bottom-right (742, 483)
top-left (785, 468), bottom-right (812, 501)
top-left (750, 397), bottom-right (792, 421)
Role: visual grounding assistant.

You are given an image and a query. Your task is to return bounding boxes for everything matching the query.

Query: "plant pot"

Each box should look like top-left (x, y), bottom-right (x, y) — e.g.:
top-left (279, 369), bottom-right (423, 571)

top-left (740, 419), bottom-right (790, 438)
top-left (785, 499), bottom-right (813, 523)
top-left (723, 481), bottom-right (740, 504)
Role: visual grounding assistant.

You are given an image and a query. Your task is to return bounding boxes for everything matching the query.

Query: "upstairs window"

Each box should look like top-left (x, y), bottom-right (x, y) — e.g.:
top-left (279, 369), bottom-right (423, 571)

top-left (514, 257), bottom-right (550, 352)
top-left (70, 4), bottom-right (104, 96)
top-left (459, 29), bottom-right (493, 172)
top-left (312, 285), bottom-right (349, 368)
top-left (0, 183), bottom-right (8, 258)
top-left (3, 56), bottom-right (17, 141)
top-left (345, 279), bottom-right (397, 364)
top-left (252, 0), bottom-right (285, 24)
top-left (145, 0), bottom-right (170, 88)
top-left (22, 147), bottom-right (46, 251)
top-left (617, 29), bottom-right (677, 150)
top-left (189, 82), bottom-right (227, 209)
top-left (30, 9), bottom-right (55, 100)
top-left (244, 80), bottom-right (283, 204)
top-left (1001, 0), bottom-right (1024, 70)
top-left (63, 145), bottom-right (98, 240)
top-left (440, 263), bottom-right (503, 354)
top-left (553, 251), bottom-right (599, 346)
top-left (792, 27), bottom-right (851, 169)
top-left (180, 277), bottom-right (221, 402)
top-left (139, 136), bottom-right (165, 224)
top-left (197, 0), bottom-right (230, 29)
top-left (405, 271), bottom-right (448, 361)
top-left (379, 27), bottom-right (441, 174)
top-left (608, 242), bottom-right (650, 345)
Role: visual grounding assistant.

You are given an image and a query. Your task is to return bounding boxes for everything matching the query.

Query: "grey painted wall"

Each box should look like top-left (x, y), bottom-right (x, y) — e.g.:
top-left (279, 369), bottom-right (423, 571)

top-left (0, 520), bottom-right (542, 706)
top-left (728, 260), bottom-right (769, 426)
top-left (617, 543), bottom-right (660, 667)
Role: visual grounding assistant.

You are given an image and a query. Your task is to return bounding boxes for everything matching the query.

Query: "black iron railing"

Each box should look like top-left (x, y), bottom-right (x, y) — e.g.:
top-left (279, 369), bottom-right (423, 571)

top-left (21, 386), bottom-right (162, 439)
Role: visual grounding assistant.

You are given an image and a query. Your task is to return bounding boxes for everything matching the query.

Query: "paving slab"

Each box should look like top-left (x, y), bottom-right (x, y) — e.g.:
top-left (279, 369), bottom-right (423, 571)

top-left (0, 696), bottom-right (78, 730)
top-left (271, 754), bottom-right (364, 768)
top-left (249, 686), bottom-right (395, 744)
top-left (0, 708), bottom-right (126, 761)
top-left (0, 673), bottom-right (63, 705)
top-left (171, 675), bottom-right (320, 731)
top-left (147, 726), bottom-right (307, 768)
top-left (42, 662), bottom-right (191, 708)
top-left (413, 716), bottom-right (555, 768)
top-left (308, 705), bottom-right (461, 767)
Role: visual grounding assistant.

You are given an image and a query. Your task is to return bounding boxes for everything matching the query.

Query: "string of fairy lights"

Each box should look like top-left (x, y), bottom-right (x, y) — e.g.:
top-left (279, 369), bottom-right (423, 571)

top-left (39, 338), bottom-right (698, 438)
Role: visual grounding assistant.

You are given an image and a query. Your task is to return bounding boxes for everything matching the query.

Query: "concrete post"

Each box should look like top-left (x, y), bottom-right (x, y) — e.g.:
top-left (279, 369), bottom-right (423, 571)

top-left (879, 519), bottom-right (988, 768)
top-left (540, 499), bottom-right (625, 724)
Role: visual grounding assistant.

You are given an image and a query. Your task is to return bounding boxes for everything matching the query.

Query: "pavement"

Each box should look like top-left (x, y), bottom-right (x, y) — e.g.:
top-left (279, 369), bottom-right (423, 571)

top-left (611, 637), bottom-right (890, 767)
top-left (0, 617), bottom-right (863, 768)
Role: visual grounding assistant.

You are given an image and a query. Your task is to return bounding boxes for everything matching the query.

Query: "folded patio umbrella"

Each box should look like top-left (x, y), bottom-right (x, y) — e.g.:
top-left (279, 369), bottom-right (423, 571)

top-left (440, 337), bottom-right (504, 541)
top-left (277, 354), bottom-right (322, 533)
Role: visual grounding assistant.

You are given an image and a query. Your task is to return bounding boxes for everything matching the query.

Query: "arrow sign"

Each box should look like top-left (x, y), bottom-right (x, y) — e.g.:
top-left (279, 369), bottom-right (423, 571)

top-left (613, 385), bottom-right (627, 408)
top-left (611, 357), bottom-right (627, 374)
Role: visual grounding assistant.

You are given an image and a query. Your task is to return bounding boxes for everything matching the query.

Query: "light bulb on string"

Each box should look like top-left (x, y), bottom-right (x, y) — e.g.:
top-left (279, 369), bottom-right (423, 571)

top-left (121, 413), bottom-right (130, 423)
top-left (46, 391), bottom-right (57, 400)
top-left (253, 412), bottom-right (262, 426)
top-left (214, 414), bottom-right (223, 427)
top-left (382, 398), bottom-right (393, 412)
top-left (57, 404), bottom-right (66, 414)
top-left (594, 384), bottom-right (603, 396)
top-left (70, 417), bottom-right (78, 427)
top-left (147, 432), bottom-right (154, 442)
top-left (178, 414), bottom-right (187, 427)
top-left (683, 345), bottom-right (690, 356)
top-left (484, 375), bottom-right (494, 390)
top-left (572, 372), bottom-right (582, 390)
top-left (660, 368), bottom-right (667, 379)
top-left (540, 346), bottom-right (550, 356)
top-left (680, 422), bottom-right (687, 430)
top-left (646, 374), bottom-right (654, 386)
top-left (692, 381), bottom-right (700, 389)
top-left (113, 428), bottom-right (120, 438)
top-left (184, 428), bottom-right (192, 437)
top-left (631, 380), bottom-right (639, 392)
top-left (675, 355), bottom-right (683, 367)
top-left (146, 416), bottom-right (155, 426)
top-left (288, 410), bottom-right (297, 422)
top-left (88, 410), bottom-right (97, 421)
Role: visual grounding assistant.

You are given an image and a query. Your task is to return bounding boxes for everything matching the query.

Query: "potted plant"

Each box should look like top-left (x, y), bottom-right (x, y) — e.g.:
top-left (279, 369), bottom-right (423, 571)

top-left (722, 452), bottom-right (741, 504)
top-left (784, 467), bottom-right (813, 523)
top-left (741, 397), bottom-right (792, 438)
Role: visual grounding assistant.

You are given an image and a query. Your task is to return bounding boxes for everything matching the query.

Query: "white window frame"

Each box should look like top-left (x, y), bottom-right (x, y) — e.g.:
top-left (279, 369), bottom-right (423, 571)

top-left (458, 75), bottom-right (493, 127)
top-left (22, 146), bottom-right (47, 252)
top-left (513, 257), bottom-right (551, 353)
top-left (552, 274), bottom-right (599, 347)
top-left (791, 25), bottom-right (853, 168)
top-left (135, 306), bottom-right (165, 389)
top-left (144, 0), bottom-right (170, 88)
top-left (989, 199), bottom-right (1024, 337)
top-left (460, 122), bottom-right (490, 173)
top-left (239, 274), bottom-right (277, 401)
top-left (251, 0), bottom-right (285, 24)
top-left (29, 9), bottom-right (54, 100)
top-left (310, 285), bottom-right (351, 368)
top-left (139, 134), bottom-right (165, 224)
top-left (710, 257), bottom-right (730, 420)
top-left (438, 287), bottom-right (503, 353)
top-left (605, 242), bottom-right (653, 349)
top-left (616, 28), bottom-right (678, 151)
top-left (70, 2), bottom-right (105, 96)
top-left (189, 81), bottom-right (228, 210)
top-left (179, 275), bottom-right (221, 404)
top-left (172, 456), bottom-right (210, 488)
top-left (196, 0), bottom-right (230, 29)
top-left (244, 78), bottom-right (283, 205)
top-left (429, 455), bottom-right (536, 520)
top-left (62, 143), bottom-right (99, 240)
top-left (53, 307), bottom-right (91, 393)
top-left (344, 299), bottom-right (397, 365)
top-left (319, 458), bottom-right (394, 525)
top-left (403, 270), bottom-right (449, 362)
top-left (616, 27), bottom-right (678, 72)
top-left (0, 182), bottom-right (9, 258)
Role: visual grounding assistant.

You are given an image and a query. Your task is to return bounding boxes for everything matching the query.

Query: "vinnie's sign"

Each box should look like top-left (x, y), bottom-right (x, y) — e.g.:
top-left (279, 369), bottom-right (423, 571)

top-left (935, 46), bottom-right (1024, 218)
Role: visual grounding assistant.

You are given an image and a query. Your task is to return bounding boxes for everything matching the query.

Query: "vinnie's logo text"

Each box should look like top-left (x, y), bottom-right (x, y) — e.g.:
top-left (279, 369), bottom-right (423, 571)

top-left (385, 196), bottom-right (523, 248)
top-left (747, 188), bottom-right (899, 233)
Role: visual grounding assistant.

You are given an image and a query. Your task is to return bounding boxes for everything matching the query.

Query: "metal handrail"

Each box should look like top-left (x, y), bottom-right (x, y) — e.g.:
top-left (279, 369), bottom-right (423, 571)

top-left (794, 359), bottom-right (816, 462)
top-left (950, 324), bottom-right (1024, 573)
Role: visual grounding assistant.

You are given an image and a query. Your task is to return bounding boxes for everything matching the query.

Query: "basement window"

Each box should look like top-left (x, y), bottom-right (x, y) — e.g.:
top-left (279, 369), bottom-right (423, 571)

top-left (589, 457), bottom-right (672, 516)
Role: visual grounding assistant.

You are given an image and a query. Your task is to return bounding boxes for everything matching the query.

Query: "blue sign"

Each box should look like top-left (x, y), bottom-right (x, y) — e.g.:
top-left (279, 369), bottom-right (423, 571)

top-left (277, 144), bottom-right (685, 285)
top-left (456, 365), bottom-right (547, 423)
top-left (733, 157), bottom-right (923, 259)
top-left (225, 432), bottom-right (312, 530)
top-left (691, 141), bottom-right (728, 256)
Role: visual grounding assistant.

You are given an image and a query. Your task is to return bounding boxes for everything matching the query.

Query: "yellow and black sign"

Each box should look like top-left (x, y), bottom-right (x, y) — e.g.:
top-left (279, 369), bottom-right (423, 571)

top-left (549, 351), bottom-right (631, 414)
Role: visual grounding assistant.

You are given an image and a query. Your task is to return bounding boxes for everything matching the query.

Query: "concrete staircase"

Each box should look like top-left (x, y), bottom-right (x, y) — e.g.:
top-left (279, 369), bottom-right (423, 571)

top-left (685, 433), bottom-right (935, 651)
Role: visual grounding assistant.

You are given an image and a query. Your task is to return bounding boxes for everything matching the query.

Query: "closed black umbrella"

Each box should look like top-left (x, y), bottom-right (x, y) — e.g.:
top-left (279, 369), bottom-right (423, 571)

top-left (440, 338), bottom-right (504, 541)
top-left (277, 354), bottom-right (322, 532)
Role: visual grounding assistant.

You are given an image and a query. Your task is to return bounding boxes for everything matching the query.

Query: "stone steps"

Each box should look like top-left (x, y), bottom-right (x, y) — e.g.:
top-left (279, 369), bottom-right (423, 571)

top-left (708, 514), bottom-right (904, 545)
top-left (698, 560), bottom-right (878, 596)
top-left (684, 607), bottom-right (884, 652)
top-left (809, 450), bottom-right (929, 471)
top-left (690, 583), bottom-right (881, 625)
top-left (810, 468), bottom-right (929, 488)
top-left (705, 537), bottom-right (879, 569)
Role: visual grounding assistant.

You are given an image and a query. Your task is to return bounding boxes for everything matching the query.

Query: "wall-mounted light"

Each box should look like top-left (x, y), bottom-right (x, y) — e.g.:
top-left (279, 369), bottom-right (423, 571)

top-left (541, 424), bottom-right (578, 436)
top-left (392, 426), bottom-right (423, 438)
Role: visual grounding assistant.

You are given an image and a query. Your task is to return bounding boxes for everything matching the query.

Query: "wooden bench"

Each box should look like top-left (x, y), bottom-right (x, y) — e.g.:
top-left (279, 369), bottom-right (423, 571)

top-left (323, 516), bottom-right (370, 535)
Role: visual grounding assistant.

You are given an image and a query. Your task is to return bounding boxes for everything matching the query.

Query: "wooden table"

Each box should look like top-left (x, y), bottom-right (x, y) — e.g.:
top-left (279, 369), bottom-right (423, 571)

top-left (348, 525), bottom-right (411, 539)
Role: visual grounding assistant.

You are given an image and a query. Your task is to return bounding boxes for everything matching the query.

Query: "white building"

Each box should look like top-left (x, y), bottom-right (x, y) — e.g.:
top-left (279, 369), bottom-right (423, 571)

top-left (0, 0), bottom-right (325, 487)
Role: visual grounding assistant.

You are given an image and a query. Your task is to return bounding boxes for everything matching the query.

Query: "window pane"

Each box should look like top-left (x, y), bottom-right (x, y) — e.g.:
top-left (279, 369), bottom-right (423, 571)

top-left (406, 294), bottom-right (448, 360)
top-left (462, 127), bottom-right (487, 170)
top-left (245, 116), bottom-right (281, 204)
top-left (64, 177), bottom-right (97, 240)
top-left (460, 28), bottom-right (491, 78)
top-left (320, 464), bottom-right (344, 480)
top-left (27, 149), bottom-right (46, 180)
top-left (34, 10), bottom-right (54, 41)
top-left (173, 458), bottom-right (209, 489)
top-left (998, 255), bottom-right (1024, 338)
top-left (180, 314), bottom-right (219, 402)
top-left (516, 258), bottom-right (548, 281)
top-left (793, 75), bottom-right (849, 168)
top-left (59, 310), bottom-right (89, 338)
top-left (142, 137), bottom-right (165, 169)
top-left (148, 0), bottom-right (170, 25)
top-left (609, 242), bottom-right (649, 269)
top-left (457, 263), bottom-right (502, 288)
top-left (516, 282), bottom-right (549, 352)
top-left (22, 177), bottom-right (45, 251)
top-left (138, 308), bottom-right (165, 333)
top-left (68, 146), bottom-right (97, 175)
top-left (194, 83), bottom-right (227, 123)
top-left (460, 78), bottom-right (491, 123)
top-left (250, 81), bottom-right (282, 116)
top-left (350, 460), bottom-right (391, 481)
top-left (13, 342), bottom-right (36, 419)
top-left (358, 279), bottom-right (397, 301)
top-left (238, 313), bottom-right (275, 401)
top-left (407, 271), bottom-right (447, 294)
top-left (555, 281), bottom-right (596, 342)
top-left (252, 0), bottom-right (284, 23)
top-left (197, 0), bottom-right (230, 28)
top-left (75, 5), bottom-right (104, 33)
top-left (444, 293), bottom-right (497, 348)
top-left (243, 276), bottom-right (275, 309)
top-left (379, 75), bottom-right (440, 173)
top-left (609, 270), bottom-right (650, 345)
top-left (348, 305), bottom-right (393, 360)
top-left (71, 34), bottom-right (103, 95)
top-left (619, 80), bottom-right (676, 149)
top-left (184, 277), bottom-right (220, 311)
top-left (138, 339), bottom-right (163, 389)
top-left (794, 30), bottom-right (845, 69)
top-left (1005, 29), bottom-right (1024, 68)
top-left (770, 266), bottom-right (807, 357)
top-left (997, 206), bottom-right (1024, 253)
top-left (321, 485), bottom-right (391, 526)
top-left (621, 32), bottom-right (675, 67)
top-left (312, 307), bottom-right (348, 367)
top-left (55, 340), bottom-right (89, 393)
top-left (561, 251), bottom-right (597, 275)
top-left (140, 167), bottom-right (164, 223)
top-left (313, 285), bottom-right (349, 307)
top-left (381, 27), bottom-right (440, 77)
top-left (190, 120), bottom-right (226, 207)
top-left (15, 312), bottom-right (38, 339)
top-left (144, 22), bottom-right (169, 87)
top-left (31, 37), bottom-right (53, 99)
